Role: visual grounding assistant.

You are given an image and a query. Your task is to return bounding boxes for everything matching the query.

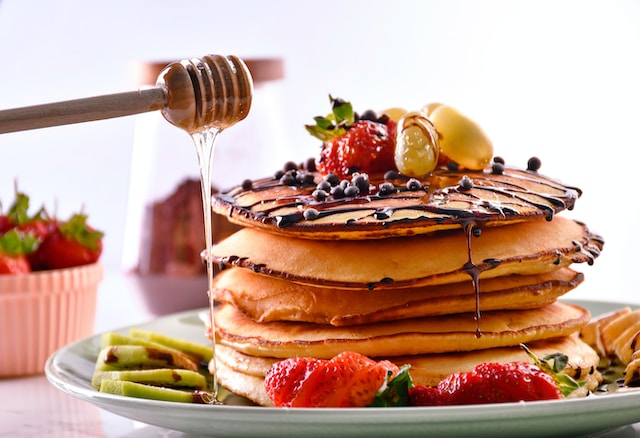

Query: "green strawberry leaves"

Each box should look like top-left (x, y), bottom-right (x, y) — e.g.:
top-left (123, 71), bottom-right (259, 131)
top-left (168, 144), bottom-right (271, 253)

top-left (59, 213), bottom-right (104, 251)
top-left (0, 229), bottom-right (40, 256)
top-left (305, 95), bottom-right (355, 142)
top-left (370, 364), bottom-right (413, 407)
top-left (520, 343), bottom-right (585, 397)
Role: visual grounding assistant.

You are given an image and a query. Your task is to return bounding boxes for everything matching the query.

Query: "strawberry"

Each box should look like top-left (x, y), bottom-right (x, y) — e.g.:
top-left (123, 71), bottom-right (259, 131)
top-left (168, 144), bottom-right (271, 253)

top-left (35, 213), bottom-right (103, 269)
top-left (264, 351), bottom-right (403, 408)
top-left (306, 96), bottom-right (397, 178)
top-left (408, 345), bottom-right (584, 406)
top-left (439, 361), bottom-right (562, 405)
top-left (0, 229), bottom-right (40, 274)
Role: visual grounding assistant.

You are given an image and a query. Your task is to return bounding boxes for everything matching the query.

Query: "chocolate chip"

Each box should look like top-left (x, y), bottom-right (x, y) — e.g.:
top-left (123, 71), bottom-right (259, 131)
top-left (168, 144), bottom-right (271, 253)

top-left (241, 179), bottom-right (253, 190)
top-left (527, 156), bottom-right (542, 171)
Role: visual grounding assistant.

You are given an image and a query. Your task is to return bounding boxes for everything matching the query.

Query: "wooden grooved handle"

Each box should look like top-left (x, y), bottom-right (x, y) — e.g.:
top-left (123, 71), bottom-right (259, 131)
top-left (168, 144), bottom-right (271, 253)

top-left (0, 87), bottom-right (167, 134)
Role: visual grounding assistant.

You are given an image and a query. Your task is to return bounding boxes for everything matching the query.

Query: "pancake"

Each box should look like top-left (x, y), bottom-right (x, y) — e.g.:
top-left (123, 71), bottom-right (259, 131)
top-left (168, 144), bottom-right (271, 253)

top-left (213, 267), bottom-right (584, 326)
top-left (213, 301), bottom-right (591, 359)
top-left (213, 334), bottom-right (601, 407)
top-left (212, 165), bottom-right (581, 240)
top-left (210, 216), bottom-right (603, 289)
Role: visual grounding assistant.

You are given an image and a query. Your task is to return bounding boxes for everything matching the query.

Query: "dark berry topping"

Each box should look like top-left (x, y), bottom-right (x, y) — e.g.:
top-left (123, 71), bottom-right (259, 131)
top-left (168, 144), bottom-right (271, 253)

top-left (312, 189), bottom-right (329, 201)
top-left (324, 173), bottom-right (340, 186)
top-left (283, 161), bottom-right (298, 171)
top-left (384, 170), bottom-right (399, 180)
top-left (447, 161), bottom-right (459, 172)
top-left (274, 169), bottom-right (285, 179)
top-left (406, 178), bottom-right (422, 191)
top-left (493, 156), bottom-right (505, 165)
top-left (330, 186), bottom-right (345, 199)
top-left (459, 175), bottom-right (474, 191)
top-left (241, 179), bottom-right (253, 190)
top-left (378, 182), bottom-right (397, 196)
top-left (527, 156), bottom-right (542, 172)
top-left (344, 185), bottom-right (359, 197)
top-left (305, 157), bottom-right (317, 172)
top-left (316, 181), bottom-right (332, 192)
top-left (358, 109), bottom-right (378, 122)
top-left (280, 171), bottom-right (296, 186)
top-left (303, 208), bottom-right (320, 220)
top-left (351, 173), bottom-right (370, 194)
top-left (491, 162), bottom-right (504, 175)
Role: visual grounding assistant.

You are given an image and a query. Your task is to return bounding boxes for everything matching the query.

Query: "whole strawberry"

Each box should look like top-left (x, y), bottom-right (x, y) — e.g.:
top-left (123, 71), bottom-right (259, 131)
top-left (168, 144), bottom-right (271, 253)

top-left (0, 229), bottom-right (40, 274)
top-left (34, 213), bottom-right (103, 270)
top-left (306, 96), bottom-right (397, 178)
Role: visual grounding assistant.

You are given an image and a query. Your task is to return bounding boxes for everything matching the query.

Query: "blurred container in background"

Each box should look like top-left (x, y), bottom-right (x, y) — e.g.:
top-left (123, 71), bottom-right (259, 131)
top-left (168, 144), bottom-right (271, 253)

top-left (122, 57), bottom-right (286, 315)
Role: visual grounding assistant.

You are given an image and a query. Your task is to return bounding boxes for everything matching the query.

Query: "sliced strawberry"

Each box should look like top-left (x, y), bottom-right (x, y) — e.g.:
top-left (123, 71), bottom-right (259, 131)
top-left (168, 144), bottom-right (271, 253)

top-left (408, 385), bottom-right (446, 406)
top-left (264, 351), bottom-right (400, 408)
top-left (264, 356), bottom-right (321, 407)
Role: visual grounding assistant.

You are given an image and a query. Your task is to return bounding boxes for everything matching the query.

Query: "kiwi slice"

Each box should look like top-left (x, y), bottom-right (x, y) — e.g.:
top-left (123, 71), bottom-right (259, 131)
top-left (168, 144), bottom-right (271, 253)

top-left (99, 379), bottom-right (209, 403)
top-left (95, 345), bottom-right (199, 372)
top-left (128, 328), bottom-right (213, 363)
top-left (92, 368), bottom-right (207, 390)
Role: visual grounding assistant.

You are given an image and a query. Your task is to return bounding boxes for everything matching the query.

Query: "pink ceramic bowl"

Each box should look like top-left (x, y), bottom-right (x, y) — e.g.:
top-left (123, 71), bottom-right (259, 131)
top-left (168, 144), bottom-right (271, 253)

top-left (0, 263), bottom-right (103, 377)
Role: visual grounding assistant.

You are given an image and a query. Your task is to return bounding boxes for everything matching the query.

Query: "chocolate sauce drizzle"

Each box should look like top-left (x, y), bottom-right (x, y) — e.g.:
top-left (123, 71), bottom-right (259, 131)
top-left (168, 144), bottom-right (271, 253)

top-left (212, 161), bottom-right (588, 336)
top-left (214, 165), bottom-right (581, 237)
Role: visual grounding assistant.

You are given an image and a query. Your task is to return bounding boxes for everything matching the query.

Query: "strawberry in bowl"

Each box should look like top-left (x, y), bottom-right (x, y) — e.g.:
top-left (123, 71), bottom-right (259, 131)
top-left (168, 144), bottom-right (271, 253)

top-left (0, 188), bottom-right (104, 377)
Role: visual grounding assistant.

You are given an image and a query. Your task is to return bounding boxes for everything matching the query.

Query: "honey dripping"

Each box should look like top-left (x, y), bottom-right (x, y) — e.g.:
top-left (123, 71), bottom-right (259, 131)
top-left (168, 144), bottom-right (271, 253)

top-left (157, 55), bottom-right (253, 402)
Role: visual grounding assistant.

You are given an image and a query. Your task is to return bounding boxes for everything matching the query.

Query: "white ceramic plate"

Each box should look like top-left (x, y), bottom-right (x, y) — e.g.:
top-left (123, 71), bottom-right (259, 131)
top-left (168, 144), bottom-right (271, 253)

top-left (46, 299), bottom-right (640, 437)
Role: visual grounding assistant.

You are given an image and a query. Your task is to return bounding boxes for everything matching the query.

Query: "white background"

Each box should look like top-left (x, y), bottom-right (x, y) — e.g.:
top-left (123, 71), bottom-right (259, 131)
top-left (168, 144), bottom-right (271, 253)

top-left (1, 0), bottom-right (639, 304)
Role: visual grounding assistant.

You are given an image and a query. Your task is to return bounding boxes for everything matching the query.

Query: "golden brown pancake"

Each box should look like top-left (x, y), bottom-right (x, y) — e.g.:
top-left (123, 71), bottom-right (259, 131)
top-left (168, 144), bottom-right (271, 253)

top-left (210, 216), bottom-right (602, 289)
top-left (213, 301), bottom-right (591, 359)
top-left (212, 165), bottom-right (581, 240)
top-left (213, 267), bottom-right (584, 326)
top-left (213, 334), bottom-right (601, 406)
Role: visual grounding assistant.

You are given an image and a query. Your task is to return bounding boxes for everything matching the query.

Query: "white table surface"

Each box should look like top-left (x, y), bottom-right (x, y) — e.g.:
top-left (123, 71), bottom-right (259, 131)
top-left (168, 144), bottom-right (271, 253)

top-left (2, 271), bottom-right (640, 437)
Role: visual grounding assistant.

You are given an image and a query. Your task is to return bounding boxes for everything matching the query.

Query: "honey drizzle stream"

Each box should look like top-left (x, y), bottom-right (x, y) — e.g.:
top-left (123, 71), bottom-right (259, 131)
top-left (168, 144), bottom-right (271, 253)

top-left (191, 128), bottom-right (221, 403)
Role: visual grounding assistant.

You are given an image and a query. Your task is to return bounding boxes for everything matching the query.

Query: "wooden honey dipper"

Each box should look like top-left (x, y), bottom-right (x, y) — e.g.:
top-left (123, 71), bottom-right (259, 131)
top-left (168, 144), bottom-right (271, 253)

top-left (0, 54), bottom-right (253, 134)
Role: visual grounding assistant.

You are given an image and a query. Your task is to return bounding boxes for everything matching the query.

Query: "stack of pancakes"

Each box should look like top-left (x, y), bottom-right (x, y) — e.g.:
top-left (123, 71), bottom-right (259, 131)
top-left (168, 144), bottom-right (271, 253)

top-left (207, 162), bottom-right (604, 406)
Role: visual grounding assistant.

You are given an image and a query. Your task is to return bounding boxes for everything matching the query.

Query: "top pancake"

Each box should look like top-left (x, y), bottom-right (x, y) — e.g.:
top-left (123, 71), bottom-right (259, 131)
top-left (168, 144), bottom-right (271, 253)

top-left (210, 216), bottom-right (603, 289)
top-left (211, 165), bottom-right (581, 240)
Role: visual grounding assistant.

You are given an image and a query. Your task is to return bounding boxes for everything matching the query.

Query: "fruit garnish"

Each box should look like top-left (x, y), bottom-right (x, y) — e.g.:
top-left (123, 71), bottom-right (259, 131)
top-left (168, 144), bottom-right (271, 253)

top-left (520, 343), bottom-right (585, 397)
top-left (409, 360), bottom-right (562, 406)
top-left (264, 351), bottom-right (401, 408)
top-left (394, 111), bottom-right (440, 177)
top-left (35, 213), bottom-right (103, 269)
top-left (423, 104), bottom-right (493, 170)
top-left (306, 96), bottom-right (397, 178)
top-left (0, 229), bottom-right (40, 274)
